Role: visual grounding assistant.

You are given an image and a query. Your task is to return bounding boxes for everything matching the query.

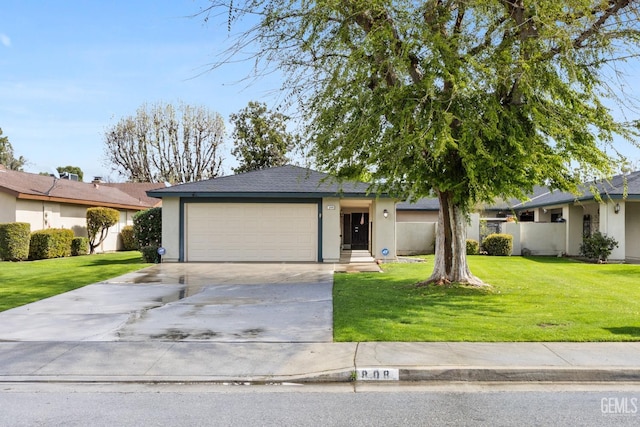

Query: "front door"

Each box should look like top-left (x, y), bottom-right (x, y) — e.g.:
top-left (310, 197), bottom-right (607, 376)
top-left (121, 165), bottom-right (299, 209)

top-left (351, 213), bottom-right (369, 250)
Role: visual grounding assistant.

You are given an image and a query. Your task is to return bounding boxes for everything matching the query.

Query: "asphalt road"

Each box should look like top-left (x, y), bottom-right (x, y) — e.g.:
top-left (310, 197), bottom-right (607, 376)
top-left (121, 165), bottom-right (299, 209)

top-left (1, 383), bottom-right (639, 426)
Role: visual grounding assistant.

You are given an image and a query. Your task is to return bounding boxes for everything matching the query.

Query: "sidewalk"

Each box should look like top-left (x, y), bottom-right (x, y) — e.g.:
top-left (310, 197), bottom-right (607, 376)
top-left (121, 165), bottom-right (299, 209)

top-left (1, 341), bottom-right (639, 384)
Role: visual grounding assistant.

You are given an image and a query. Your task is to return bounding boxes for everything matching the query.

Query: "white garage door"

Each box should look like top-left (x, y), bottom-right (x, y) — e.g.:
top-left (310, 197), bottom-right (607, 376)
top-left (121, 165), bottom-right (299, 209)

top-left (185, 203), bottom-right (318, 262)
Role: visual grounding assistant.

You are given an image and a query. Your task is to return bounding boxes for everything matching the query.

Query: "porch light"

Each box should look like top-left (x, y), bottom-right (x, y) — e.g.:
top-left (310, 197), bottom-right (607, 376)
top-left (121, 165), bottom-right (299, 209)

top-left (614, 203), bottom-right (620, 214)
top-left (383, 209), bottom-right (389, 218)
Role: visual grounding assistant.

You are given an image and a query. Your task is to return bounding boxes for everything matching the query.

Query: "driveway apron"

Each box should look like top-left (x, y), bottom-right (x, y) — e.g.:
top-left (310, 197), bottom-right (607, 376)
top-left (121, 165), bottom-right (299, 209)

top-left (0, 263), bottom-right (335, 343)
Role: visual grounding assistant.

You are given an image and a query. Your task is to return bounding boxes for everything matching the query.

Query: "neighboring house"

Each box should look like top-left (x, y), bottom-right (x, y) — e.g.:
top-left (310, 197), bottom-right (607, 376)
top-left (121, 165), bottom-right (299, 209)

top-left (147, 165), bottom-right (396, 263)
top-left (396, 171), bottom-right (640, 262)
top-left (0, 165), bottom-right (162, 252)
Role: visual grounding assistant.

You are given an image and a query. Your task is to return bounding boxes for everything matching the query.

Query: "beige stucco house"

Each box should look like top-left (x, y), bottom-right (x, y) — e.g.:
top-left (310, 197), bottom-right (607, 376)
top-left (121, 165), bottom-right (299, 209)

top-left (0, 165), bottom-right (162, 252)
top-left (147, 165), bottom-right (396, 263)
top-left (395, 171), bottom-right (640, 262)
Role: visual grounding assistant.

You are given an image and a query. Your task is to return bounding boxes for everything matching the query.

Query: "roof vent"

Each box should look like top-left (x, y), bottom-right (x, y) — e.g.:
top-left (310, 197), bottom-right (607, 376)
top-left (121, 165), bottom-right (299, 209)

top-left (92, 176), bottom-right (103, 183)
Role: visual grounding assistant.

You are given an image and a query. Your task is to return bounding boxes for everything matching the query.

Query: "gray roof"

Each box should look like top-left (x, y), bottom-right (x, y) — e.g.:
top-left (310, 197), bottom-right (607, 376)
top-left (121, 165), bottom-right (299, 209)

top-left (513, 170), bottom-right (640, 209)
top-left (396, 170), bottom-right (640, 211)
top-left (147, 165), bottom-right (378, 199)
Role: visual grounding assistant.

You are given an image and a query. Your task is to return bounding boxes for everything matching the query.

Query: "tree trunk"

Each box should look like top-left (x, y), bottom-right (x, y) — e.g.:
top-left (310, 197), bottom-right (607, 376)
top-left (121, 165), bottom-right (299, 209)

top-left (423, 190), bottom-right (488, 287)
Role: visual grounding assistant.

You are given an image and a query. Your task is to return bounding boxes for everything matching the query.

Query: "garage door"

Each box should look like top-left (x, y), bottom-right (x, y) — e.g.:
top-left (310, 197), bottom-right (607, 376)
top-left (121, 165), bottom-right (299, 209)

top-left (185, 203), bottom-right (318, 262)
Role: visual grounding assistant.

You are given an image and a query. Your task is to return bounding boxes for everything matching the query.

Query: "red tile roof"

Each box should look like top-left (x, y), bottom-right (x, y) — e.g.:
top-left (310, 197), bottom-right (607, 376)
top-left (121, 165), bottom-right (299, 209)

top-left (0, 165), bottom-right (159, 210)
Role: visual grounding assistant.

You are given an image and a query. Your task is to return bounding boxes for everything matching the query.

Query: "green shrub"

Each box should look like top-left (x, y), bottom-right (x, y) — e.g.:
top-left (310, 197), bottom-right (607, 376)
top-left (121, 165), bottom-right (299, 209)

top-left (580, 231), bottom-right (618, 262)
top-left (120, 225), bottom-right (138, 250)
top-left (0, 222), bottom-right (31, 261)
top-left (466, 239), bottom-right (479, 255)
top-left (133, 207), bottom-right (162, 249)
top-left (140, 245), bottom-right (160, 263)
top-left (71, 237), bottom-right (89, 256)
top-left (86, 207), bottom-right (120, 254)
top-left (29, 228), bottom-right (74, 260)
top-left (482, 233), bottom-right (513, 256)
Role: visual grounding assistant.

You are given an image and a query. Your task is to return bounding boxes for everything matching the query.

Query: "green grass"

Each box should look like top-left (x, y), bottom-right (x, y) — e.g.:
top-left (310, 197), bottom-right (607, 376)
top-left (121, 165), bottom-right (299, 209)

top-left (333, 256), bottom-right (640, 342)
top-left (0, 252), bottom-right (150, 312)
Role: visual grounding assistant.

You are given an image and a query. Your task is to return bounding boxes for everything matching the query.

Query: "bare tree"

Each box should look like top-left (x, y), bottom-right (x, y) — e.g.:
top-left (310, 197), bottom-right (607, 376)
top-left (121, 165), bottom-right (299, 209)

top-left (103, 101), bottom-right (225, 183)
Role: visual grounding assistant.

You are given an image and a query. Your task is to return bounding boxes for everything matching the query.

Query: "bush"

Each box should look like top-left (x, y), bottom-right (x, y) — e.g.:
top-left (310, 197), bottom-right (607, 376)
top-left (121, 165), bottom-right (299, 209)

top-left (140, 245), bottom-right (160, 263)
top-left (86, 207), bottom-right (120, 254)
top-left (466, 239), bottom-right (479, 255)
top-left (29, 228), bottom-right (74, 260)
top-left (482, 233), bottom-right (513, 256)
top-left (133, 207), bottom-right (162, 249)
top-left (580, 231), bottom-right (619, 262)
top-left (0, 222), bottom-right (31, 261)
top-left (71, 237), bottom-right (89, 256)
top-left (120, 225), bottom-right (137, 251)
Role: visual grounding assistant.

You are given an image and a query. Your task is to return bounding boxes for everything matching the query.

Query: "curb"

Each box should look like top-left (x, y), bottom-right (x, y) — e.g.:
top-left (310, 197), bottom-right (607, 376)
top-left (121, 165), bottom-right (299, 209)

top-left (3, 368), bottom-right (640, 385)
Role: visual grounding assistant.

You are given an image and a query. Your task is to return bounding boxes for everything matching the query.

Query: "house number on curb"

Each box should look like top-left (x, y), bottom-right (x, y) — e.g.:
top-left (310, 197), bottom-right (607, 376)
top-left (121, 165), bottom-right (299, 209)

top-left (356, 368), bottom-right (399, 381)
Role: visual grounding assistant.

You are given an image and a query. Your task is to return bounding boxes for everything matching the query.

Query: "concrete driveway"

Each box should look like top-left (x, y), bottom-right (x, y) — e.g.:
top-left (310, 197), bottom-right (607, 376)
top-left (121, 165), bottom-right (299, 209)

top-left (0, 263), bottom-right (335, 343)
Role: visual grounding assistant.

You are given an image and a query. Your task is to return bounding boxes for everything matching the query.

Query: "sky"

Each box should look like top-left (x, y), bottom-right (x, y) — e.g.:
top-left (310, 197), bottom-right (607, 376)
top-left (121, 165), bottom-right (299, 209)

top-left (1, 1), bottom-right (640, 183)
top-left (0, 0), bottom-right (282, 181)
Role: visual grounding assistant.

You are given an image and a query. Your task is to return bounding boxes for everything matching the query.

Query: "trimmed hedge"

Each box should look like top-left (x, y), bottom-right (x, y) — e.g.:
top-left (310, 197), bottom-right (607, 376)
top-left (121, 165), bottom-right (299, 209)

top-left (466, 239), bottom-right (480, 255)
top-left (0, 222), bottom-right (31, 261)
top-left (71, 237), bottom-right (89, 256)
top-left (482, 233), bottom-right (513, 256)
top-left (120, 225), bottom-right (138, 251)
top-left (29, 228), bottom-right (75, 260)
top-left (140, 245), bottom-right (160, 263)
top-left (133, 207), bottom-right (162, 249)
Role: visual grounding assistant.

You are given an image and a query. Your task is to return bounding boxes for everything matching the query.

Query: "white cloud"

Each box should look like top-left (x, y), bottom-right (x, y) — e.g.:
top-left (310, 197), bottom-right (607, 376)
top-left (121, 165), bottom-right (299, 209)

top-left (0, 33), bottom-right (11, 47)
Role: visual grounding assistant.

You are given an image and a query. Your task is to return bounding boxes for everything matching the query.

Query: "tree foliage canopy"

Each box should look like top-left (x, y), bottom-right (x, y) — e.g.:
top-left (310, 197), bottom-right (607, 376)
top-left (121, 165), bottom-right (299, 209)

top-left (0, 128), bottom-right (26, 171)
top-left (86, 207), bottom-right (119, 254)
top-left (204, 0), bottom-right (640, 284)
top-left (103, 101), bottom-right (225, 183)
top-left (230, 101), bottom-right (296, 173)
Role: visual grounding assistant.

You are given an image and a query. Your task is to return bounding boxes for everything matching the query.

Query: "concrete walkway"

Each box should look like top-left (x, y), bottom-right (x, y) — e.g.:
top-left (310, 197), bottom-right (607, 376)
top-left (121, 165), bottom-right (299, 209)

top-left (1, 341), bottom-right (639, 384)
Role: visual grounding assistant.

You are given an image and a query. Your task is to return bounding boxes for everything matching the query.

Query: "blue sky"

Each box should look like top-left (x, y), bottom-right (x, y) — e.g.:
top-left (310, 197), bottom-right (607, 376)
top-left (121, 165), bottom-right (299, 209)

top-left (0, 0), bottom-right (281, 180)
top-left (1, 1), bottom-right (640, 182)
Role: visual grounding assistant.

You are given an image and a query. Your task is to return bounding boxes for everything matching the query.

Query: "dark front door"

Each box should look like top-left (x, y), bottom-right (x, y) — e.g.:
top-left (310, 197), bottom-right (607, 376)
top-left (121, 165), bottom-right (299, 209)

top-left (351, 213), bottom-right (369, 250)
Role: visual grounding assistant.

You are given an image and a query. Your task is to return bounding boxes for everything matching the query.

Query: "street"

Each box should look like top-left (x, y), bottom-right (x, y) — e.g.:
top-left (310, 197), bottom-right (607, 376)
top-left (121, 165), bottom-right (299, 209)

top-left (1, 382), bottom-right (639, 426)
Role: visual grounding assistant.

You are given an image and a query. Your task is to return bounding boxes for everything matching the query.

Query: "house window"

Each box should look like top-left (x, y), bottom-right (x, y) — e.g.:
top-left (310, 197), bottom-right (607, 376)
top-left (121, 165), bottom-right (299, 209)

top-left (519, 211), bottom-right (534, 222)
top-left (583, 215), bottom-right (591, 237)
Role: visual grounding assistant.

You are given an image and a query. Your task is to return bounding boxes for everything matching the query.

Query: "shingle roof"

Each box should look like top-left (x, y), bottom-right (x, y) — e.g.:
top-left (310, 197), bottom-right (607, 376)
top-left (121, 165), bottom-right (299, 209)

top-left (396, 171), bottom-right (640, 211)
top-left (513, 170), bottom-right (640, 209)
top-left (0, 165), bottom-right (158, 209)
top-left (102, 182), bottom-right (164, 207)
top-left (147, 165), bottom-right (378, 198)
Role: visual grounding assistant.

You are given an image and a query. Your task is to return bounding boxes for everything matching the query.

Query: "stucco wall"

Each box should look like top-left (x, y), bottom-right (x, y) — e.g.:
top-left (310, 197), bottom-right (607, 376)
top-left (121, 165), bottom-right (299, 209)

top-left (322, 197), bottom-right (341, 262)
top-left (625, 201), bottom-right (640, 261)
top-left (0, 193), bottom-right (17, 223)
top-left (510, 222), bottom-right (567, 256)
top-left (396, 210), bottom-right (438, 223)
top-left (372, 199), bottom-right (396, 260)
top-left (600, 200), bottom-right (626, 260)
top-left (12, 198), bottom-right (137, 253)
top-left (396, 222), bottom-right (436, 255)
top-left (161, 197), bottom-right (181, 262)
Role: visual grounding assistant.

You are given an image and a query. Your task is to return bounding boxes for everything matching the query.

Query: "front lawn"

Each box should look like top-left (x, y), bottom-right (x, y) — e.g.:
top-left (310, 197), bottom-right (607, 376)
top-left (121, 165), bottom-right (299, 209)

top-left (333, 256), bottom-right (640, 342)
top-left (0, 252), bottom-right (150, 312)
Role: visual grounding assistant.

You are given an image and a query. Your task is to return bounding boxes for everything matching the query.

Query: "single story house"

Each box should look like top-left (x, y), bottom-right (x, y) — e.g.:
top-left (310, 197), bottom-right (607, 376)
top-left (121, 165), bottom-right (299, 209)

top-left (396, 170), bottom-right (640, 262)
top-left (0, 165), bottom-right (162, 252)
top-left (147, 165), bottom-right (396, 263)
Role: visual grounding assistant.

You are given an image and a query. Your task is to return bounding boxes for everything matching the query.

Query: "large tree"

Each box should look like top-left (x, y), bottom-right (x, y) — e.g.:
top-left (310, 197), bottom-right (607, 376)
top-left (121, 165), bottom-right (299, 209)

top-left (204, 1), bottom-right (640, 285)
top-left (230, 101), bottom-right (297, 173)
top-left (0, 128), bottom-right (26, 171)
top-left (104, 101), bottom-right (225, 183)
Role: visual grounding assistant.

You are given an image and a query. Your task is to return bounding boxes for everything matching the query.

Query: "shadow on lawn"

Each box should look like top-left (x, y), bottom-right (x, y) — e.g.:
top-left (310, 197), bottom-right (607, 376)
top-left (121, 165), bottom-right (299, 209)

top-left (84, 255), bottom-right (146, 266)
top-left (604, 327), bottom-right (640, 338)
